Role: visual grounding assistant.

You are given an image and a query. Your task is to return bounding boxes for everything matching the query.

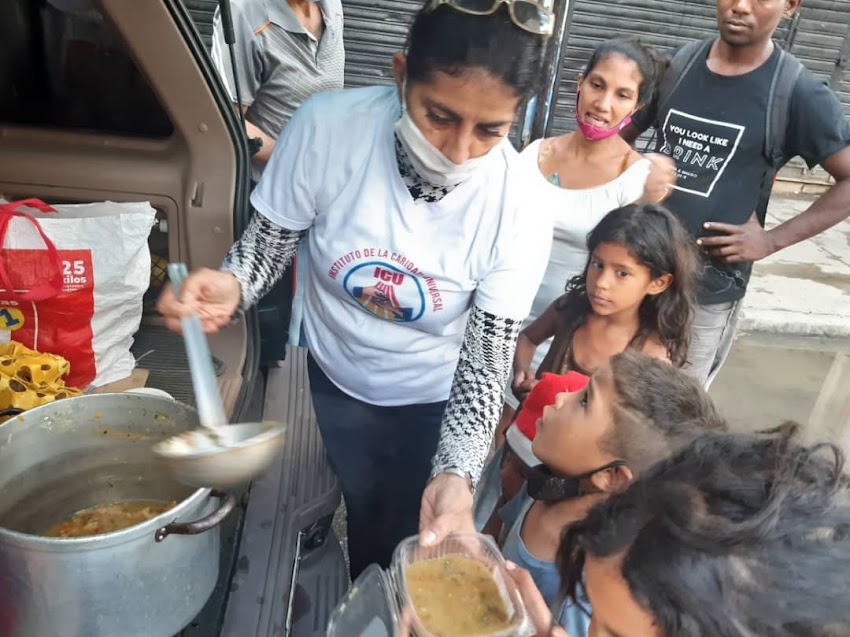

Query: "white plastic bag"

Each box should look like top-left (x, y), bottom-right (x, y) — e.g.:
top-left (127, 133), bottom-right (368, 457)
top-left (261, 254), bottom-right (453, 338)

top-left (0, 198), bottom-right (156, 388)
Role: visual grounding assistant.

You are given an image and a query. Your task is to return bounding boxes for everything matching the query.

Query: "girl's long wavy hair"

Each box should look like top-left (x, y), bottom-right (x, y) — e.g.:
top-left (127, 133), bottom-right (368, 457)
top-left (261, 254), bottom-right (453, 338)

top-left (555, 204), bottom-right (698, 367)
top-left (557, 424), bottom-right (850, 636)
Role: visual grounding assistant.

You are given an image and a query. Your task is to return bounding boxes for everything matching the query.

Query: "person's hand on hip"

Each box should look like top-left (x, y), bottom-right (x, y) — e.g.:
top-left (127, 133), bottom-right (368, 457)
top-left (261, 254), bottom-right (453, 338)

top-left (698, 212), bottom-right (777, 263)
top-left (418, 472), bottom-right (475, 546)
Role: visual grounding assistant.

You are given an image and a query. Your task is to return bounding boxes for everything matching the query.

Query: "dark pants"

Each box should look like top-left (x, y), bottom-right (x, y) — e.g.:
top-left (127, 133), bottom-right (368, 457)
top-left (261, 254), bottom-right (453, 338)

top-left (307, 355), bottom-right (446, 579)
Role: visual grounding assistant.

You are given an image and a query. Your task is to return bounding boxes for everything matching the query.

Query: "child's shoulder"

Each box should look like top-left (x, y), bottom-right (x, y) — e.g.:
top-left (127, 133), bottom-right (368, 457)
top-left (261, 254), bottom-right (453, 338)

top-left (640, 333), bottom-right (671, 363)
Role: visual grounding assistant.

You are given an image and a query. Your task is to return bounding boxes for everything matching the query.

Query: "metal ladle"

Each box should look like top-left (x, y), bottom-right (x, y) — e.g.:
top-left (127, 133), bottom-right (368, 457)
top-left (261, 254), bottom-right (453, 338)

top-left (152, 263), bottom-right (285, 488)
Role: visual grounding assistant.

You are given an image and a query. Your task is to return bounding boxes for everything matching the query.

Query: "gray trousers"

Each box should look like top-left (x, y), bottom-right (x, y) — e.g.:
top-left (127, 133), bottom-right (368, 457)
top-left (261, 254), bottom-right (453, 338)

top-left (686, 300), bottom-right (742, 389)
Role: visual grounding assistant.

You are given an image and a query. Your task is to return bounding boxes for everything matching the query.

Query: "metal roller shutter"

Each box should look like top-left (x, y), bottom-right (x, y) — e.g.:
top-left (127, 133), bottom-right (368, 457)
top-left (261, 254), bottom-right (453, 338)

top-left (780, 1), bottom-right (850, 180)
top-left (784, 1), bottom-right (850, 119)
top-left (182, 0), bottom-right (849, 177)
top-left (341, 0), bottom-right (420, 88)
top-left (548, 0), bottom-right (794, 138)
top-left (837, 22), bottom-right (850, 120)
top-left (183, 0), bottom-right (418, 86)
top-left (183, 0), bottom-right (219, 49)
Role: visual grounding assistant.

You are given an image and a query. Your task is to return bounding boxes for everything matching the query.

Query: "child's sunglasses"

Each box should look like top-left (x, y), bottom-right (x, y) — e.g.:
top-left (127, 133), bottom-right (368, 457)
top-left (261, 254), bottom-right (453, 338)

top-left (425, 0), bottom-right (555, 36)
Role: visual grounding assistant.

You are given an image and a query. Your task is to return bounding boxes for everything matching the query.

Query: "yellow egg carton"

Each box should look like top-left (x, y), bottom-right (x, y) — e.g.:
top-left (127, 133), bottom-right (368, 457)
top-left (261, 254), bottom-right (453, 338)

top-left (0, 341), bottom-right (81, 415)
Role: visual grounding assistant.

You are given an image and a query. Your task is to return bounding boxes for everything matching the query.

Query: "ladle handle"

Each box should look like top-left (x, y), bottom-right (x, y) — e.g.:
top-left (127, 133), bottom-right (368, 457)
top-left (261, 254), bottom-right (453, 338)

top-left (168, 263), bottom-right (228, 430)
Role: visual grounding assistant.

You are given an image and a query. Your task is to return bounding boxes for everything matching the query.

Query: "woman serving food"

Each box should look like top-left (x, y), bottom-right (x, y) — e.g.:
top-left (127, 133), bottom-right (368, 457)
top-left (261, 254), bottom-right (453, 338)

top-left (158, 0), bottom-right (554, 577)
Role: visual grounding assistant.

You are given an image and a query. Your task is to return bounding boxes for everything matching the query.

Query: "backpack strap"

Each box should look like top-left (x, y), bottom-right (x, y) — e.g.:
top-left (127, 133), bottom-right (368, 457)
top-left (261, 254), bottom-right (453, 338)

top-left (756, 47), bottom-right (804, 224)
top-left (656, 38), bottom-right (714, 130)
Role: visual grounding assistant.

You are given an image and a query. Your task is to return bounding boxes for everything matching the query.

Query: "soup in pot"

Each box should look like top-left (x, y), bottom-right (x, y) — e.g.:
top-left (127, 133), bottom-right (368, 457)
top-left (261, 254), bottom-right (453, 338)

top-left (43, 500), bottom-right (176, 538)
top-left (404, 555), bottom-right (511, 637)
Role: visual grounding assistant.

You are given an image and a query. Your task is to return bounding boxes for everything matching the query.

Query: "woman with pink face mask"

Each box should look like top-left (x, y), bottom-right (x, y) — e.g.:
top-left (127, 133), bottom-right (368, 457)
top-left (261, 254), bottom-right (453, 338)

top-left (497, 38), bottom-right (674, 440)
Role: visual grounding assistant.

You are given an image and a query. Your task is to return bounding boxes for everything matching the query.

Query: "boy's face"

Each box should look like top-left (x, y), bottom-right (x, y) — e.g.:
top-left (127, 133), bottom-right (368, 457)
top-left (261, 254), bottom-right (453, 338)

top-left (715, 0), bottom-right (800, 48)
top-left (532, 364), bottom-right (618, 476)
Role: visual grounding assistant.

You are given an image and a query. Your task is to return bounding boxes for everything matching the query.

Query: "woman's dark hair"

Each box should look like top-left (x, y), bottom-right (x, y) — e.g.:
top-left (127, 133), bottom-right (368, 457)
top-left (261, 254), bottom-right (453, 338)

top-left (405, 3), bottom-right (547, 98)
top-left (602, 351), bottom-right (726, 476)
top-left (582, 38), bottom-right (668, 105)
top-left (555, 204), bottom-right (698, 368)
top-left (558, 424), bottom-right (850, 636)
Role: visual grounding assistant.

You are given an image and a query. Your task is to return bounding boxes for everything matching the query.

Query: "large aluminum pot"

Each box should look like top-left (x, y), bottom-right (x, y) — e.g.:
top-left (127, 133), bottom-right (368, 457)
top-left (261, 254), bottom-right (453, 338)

top-left (0, 393), bottom-right (236, 637)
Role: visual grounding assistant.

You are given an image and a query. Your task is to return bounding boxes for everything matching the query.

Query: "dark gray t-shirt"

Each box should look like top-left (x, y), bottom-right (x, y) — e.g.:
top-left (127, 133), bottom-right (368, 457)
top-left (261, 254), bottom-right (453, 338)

top-left (634, 44), bottom-right (850, 304)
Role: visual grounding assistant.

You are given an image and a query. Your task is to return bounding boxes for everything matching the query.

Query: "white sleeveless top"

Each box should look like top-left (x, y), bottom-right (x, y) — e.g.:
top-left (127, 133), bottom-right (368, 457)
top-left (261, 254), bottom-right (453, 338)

top-left (505, 139), bottom-right (651, 408)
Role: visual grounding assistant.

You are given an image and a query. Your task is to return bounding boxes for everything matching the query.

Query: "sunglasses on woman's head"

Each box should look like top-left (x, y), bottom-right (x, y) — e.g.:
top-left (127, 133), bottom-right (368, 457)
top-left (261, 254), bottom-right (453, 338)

top-left (426, 0), bottom-right (555, 35)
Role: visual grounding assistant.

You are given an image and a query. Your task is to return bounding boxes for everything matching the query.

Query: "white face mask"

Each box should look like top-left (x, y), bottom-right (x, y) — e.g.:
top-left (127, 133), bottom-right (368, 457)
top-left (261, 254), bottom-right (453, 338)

top-left (394, 82), bottom-right (497, 187)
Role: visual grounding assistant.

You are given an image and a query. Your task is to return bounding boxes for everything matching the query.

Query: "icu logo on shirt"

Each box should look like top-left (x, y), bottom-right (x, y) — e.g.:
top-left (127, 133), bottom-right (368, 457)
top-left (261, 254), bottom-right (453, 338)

top-left (329, 248), bottom-right (445, 322)
top-left (343, 262), bottom-right (426, 322)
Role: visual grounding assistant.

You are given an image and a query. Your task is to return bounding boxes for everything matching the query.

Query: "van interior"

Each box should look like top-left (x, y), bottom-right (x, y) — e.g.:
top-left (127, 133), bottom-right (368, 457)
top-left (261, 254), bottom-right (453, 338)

top-left (0, 1), bottom-right (346, 635)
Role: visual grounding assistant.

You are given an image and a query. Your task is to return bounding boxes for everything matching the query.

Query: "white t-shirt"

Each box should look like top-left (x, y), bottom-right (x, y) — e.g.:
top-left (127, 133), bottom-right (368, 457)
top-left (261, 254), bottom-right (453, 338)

top-left (504, 139), bottom-right (650, 408)
top-left (252, 86), bottom-right (552, 406)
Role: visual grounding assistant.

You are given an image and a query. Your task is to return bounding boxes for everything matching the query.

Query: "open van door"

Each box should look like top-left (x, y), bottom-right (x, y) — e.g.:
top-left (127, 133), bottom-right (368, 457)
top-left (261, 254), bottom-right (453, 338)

top-left (0, 1), bottom-right (343, 635)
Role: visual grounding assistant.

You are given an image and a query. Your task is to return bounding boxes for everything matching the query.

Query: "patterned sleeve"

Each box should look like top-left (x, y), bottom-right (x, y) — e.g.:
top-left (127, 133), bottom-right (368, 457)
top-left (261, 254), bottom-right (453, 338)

top-left (432, 306), bottom-right (521, 486)
top-left (221, 212), bottom-right (306, 310)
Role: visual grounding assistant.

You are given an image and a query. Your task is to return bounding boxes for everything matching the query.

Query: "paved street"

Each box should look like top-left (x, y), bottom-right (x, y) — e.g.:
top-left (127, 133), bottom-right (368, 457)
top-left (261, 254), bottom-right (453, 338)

top-left (716, 194), bottom-right (850, 451)
top-left (740, 194), bottom-right (850, 337)
top-left (711, 333), bottom-right (850, 451)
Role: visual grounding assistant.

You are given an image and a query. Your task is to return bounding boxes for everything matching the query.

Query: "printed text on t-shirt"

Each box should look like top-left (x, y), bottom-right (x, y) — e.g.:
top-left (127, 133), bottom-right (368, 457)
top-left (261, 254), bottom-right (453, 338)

top-left (329, 248), bottom-right (444, 322)
top-left (660, 109), bottom-right (745, 198)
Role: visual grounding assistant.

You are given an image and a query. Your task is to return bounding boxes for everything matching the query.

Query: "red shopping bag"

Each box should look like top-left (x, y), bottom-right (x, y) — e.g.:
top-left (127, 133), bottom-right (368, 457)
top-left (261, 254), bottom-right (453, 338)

top-left (0, 199), bottom-right (96, 388)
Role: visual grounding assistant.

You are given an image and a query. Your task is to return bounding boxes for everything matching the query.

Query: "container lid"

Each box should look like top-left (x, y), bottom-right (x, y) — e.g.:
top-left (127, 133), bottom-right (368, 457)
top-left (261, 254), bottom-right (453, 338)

top-left (327, 564), bottom-right (399, 637)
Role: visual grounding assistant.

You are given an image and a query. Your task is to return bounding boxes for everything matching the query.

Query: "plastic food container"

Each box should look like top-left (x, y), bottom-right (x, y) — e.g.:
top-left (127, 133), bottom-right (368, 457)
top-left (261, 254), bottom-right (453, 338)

top-left (328, 533), bottom-right (534, 637)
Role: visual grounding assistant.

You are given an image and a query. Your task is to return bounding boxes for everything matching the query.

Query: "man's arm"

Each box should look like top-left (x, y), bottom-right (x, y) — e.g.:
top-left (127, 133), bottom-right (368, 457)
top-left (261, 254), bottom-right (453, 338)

top-left (767, 146), bottom-right (850, 251)
top-left (241, 106), bottom-right (276, 164)
top-left (699, 146), bottom-right (850, 263)
top-left (212, 6), bottom-right (270, 161)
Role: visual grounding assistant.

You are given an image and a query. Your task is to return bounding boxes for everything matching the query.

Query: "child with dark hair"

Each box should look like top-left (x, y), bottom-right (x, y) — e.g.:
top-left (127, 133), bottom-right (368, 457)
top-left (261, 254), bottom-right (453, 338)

top-left (497, 37), bottom-right (675, 440)
top-left (539, 424), bottom-right (850, 637)
top-left (499, 352), bottom-right (725, 636)
top-left (504, 203), bottom-right (698, 475)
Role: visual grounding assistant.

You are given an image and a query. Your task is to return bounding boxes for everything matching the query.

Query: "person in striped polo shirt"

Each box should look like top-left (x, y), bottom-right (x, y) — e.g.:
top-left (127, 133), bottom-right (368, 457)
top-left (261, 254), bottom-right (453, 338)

top-left (211, 0), bottom-right (345, 178)
top-left (211, 0), bottom-right (346, 351)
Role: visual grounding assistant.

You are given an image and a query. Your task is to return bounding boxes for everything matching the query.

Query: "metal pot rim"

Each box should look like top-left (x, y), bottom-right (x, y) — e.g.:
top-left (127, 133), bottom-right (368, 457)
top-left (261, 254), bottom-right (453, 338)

top-left (0, 391), bottom-right (198, 427)
top-left (0, 487), bottom-right (212, 550)
top-left (0, 392), bottom-right (212, 551)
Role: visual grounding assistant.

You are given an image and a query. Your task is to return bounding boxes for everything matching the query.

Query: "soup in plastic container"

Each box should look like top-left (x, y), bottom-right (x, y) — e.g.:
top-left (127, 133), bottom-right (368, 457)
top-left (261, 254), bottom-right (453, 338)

top-left (327, 533), bottom-right (533, 637)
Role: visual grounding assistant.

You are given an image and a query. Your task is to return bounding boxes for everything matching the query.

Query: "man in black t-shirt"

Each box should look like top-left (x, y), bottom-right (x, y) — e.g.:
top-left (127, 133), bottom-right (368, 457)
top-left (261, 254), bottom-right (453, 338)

top-left (623, 0), bottom-right (850, 387)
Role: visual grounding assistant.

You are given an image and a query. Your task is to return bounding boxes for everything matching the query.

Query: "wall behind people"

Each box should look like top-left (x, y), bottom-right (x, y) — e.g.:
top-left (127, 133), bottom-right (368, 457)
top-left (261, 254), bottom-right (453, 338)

top-left (185, 1), bottom-right (850, 158)
top-left (186, 0), bottom-right (850, 128)
top-left (545, 1), bottom-right (850, 165)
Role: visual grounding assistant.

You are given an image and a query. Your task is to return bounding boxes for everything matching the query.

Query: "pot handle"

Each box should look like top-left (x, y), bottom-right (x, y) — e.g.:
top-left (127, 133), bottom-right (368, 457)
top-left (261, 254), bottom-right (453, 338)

top-left (155, 489), bottom-right (236, 543)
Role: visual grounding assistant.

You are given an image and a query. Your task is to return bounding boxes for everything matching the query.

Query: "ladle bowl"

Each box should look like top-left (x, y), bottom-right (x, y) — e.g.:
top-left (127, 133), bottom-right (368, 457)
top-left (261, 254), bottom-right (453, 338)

top-left (153, 421), bottom-right (285, 488)
top-left (152, 263), bottom-right (285, 488)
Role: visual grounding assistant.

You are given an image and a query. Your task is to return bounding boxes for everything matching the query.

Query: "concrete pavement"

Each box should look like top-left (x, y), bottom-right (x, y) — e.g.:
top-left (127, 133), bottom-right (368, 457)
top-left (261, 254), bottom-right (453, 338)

top-left (710, 332), bottom-right (850, 456)
top-left (739, 194), bottom-right (850, 337)
top-left (717, 196), bottom-right (850, 450)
